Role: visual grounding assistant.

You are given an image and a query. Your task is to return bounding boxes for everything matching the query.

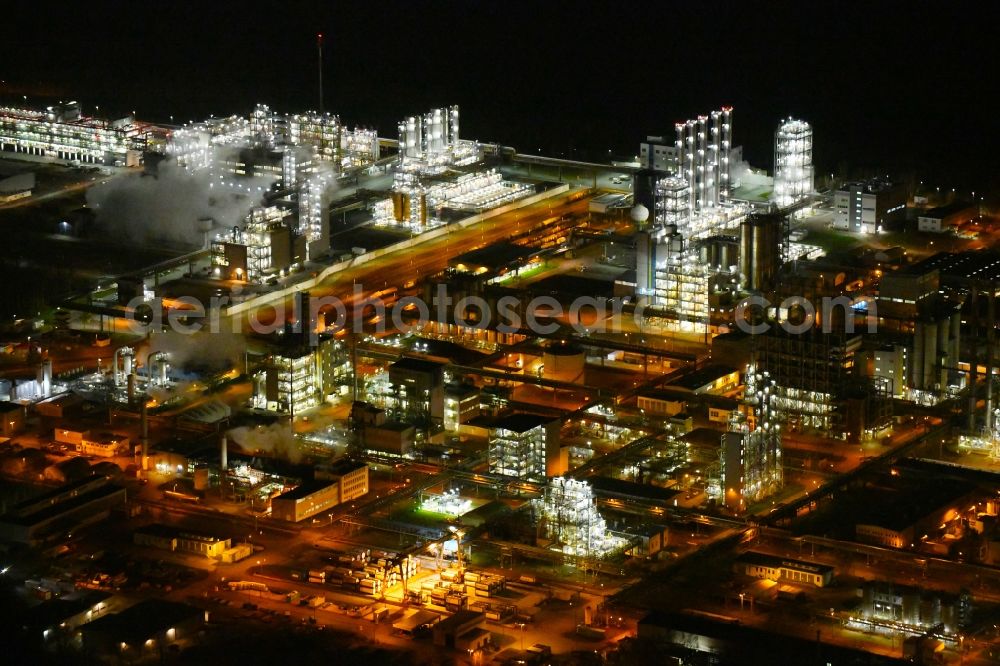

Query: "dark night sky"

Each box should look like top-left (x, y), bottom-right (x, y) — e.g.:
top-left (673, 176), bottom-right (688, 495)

top-left (3, 1), bottom-right (998, 188)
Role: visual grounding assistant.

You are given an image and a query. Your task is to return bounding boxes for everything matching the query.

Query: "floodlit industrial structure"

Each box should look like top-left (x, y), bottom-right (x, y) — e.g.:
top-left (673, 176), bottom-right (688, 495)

top-left (720, 366), bottom-right (783, 511)
top-left (773, 118), bottom-right (814, 207)
top-left (536, 477), bottom-right (623, 558)
top-left (168, 103), bottom-right (378, 178)
top-left (0, 101), bottom-right (163, 165)
top-left (370, 106), bottom-right (530, 231)
top-left (675, 107), bottom-right (733, 213)
top-left (488, 414), bottom-right (561, 482)
top-left (211, 205), bottom-right (302, 282)
top-left (637, 224), bottom-right (742, 330)
top-left (397, 105), bottom-right (479, 174)
top-left (168, 104), bottom-right (380, 259)
top-left (422, 489), bottom-right (473, 517)
top-left (372, 169), bottom-right (533, 230)
top-left (251, 331), bottom-right (349, 415)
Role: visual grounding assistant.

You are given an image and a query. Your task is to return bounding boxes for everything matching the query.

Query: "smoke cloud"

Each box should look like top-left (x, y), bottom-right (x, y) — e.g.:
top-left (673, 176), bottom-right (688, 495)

top-left (85, 156), bottom-right (274, 248)
top-left (228, 423), bottom-right (304, 463)
top-left (146, 329), bottom-right (244, 373)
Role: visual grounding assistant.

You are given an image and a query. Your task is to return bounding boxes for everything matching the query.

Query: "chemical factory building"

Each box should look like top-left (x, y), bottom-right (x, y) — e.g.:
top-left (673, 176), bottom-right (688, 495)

top-left (271, 480), bottom-right (341, 523)
top-left (271, 461), bottom-right (368, 522)
top-left (488, 413), bottom-right (564, 481)
top-left (315, 459), bottom-right (370, 503)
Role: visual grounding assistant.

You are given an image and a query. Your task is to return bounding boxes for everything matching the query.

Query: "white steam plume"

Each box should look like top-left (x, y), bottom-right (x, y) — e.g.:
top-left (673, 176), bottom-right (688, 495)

top-left (86, 156), bottom-right (274, 248)
top-left (228, 423), bottom-right (304, 463)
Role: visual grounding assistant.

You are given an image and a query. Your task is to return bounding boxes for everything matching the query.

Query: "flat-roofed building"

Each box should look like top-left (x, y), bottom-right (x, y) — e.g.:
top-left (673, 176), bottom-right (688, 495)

top-left (80, 600), bottom-right (204, 658)
top-left (388, 357), bottom-right (446, 431)
top-left (735, 551), bottom-right (835, 587)
top-left (668, 364), bottom-right (739, 395)
top-left (271, 480), bottom-right (341, 523)
top-left (80, 432), bottom-right (129, 458)
top-left (917, 202), bottom-right (977, 233)
top-left (636, 391), bottom-right (685, 416)
top-left (315, 458), bottom-right (369, 503)
top-left (0, 475), bottom-right (126, 545)
top-left (432, 610), bottom-right (485, 649)
top-left (833, 179), bottom-right (907, 233)
top-left (133, 523), bottom-right (232, 558)
top-left (488, 413), bottom-right (563, 481)
top-left (21, 591), bottom-right (116, 643)
top-left (444, 383), bottom-right (480, 432)
top-left (362, 420), bottom-right (415, 457)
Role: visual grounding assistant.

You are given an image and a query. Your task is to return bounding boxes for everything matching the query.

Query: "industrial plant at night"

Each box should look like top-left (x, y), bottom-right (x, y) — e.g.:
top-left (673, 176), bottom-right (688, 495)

top-left (1, 3), bottom-right (998, 665)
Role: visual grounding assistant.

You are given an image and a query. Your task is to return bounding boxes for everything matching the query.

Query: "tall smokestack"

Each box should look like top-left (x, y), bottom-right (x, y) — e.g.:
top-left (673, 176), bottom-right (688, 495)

top-left (127, 372), bottom-right (136, 404)
top-left (140, 400), bottom-right (149, 471)
top-left (293, 290), bottom-right (312, 346)
top-left (969, 284), bottom-right (979, 433)
top-left (317, 33), bottom-right (324, 115)
top-left (987, 286), bottom-right (996, 432)
top-left (220, 434), bottom-right (228, 471)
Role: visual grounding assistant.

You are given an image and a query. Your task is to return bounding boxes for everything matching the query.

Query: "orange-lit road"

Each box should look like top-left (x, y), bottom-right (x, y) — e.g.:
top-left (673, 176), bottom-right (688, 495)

top-left (236, 191), bottom-right (592, 329)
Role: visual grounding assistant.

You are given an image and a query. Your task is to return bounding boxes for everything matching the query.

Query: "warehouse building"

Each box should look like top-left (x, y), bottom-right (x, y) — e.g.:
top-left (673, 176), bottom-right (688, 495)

top-left (80, 600), bottom-right (205, 658)
top-left (432, 610), bottom-right (486, 649)
top-left (133, 523), bottom-right (241, 559)
top-left (0, 475), bottom-right (125, 545)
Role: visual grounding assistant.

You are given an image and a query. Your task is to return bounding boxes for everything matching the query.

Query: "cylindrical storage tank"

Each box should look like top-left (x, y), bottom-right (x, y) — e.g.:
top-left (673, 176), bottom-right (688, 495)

top-left (923, 320), bottom-right (938, 391)
top-left (912, 321), bottom-right (925, 391)
top-left (719, 241), bottom-right (734, 269)
top-left (938, 318), bottom-right (951, 389)
top-left (392, 192), bottom-right (406, 222)
top-left (542, 343), bottom-right (585, 383)
top-left (699, 243), bottom-right (712, 265)
top-left (950, 312), bottom-right (961, 371)
top-left (751, 222), bottom-right (762, 288)
top-left (739, 220), bottom-right (753, 288)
